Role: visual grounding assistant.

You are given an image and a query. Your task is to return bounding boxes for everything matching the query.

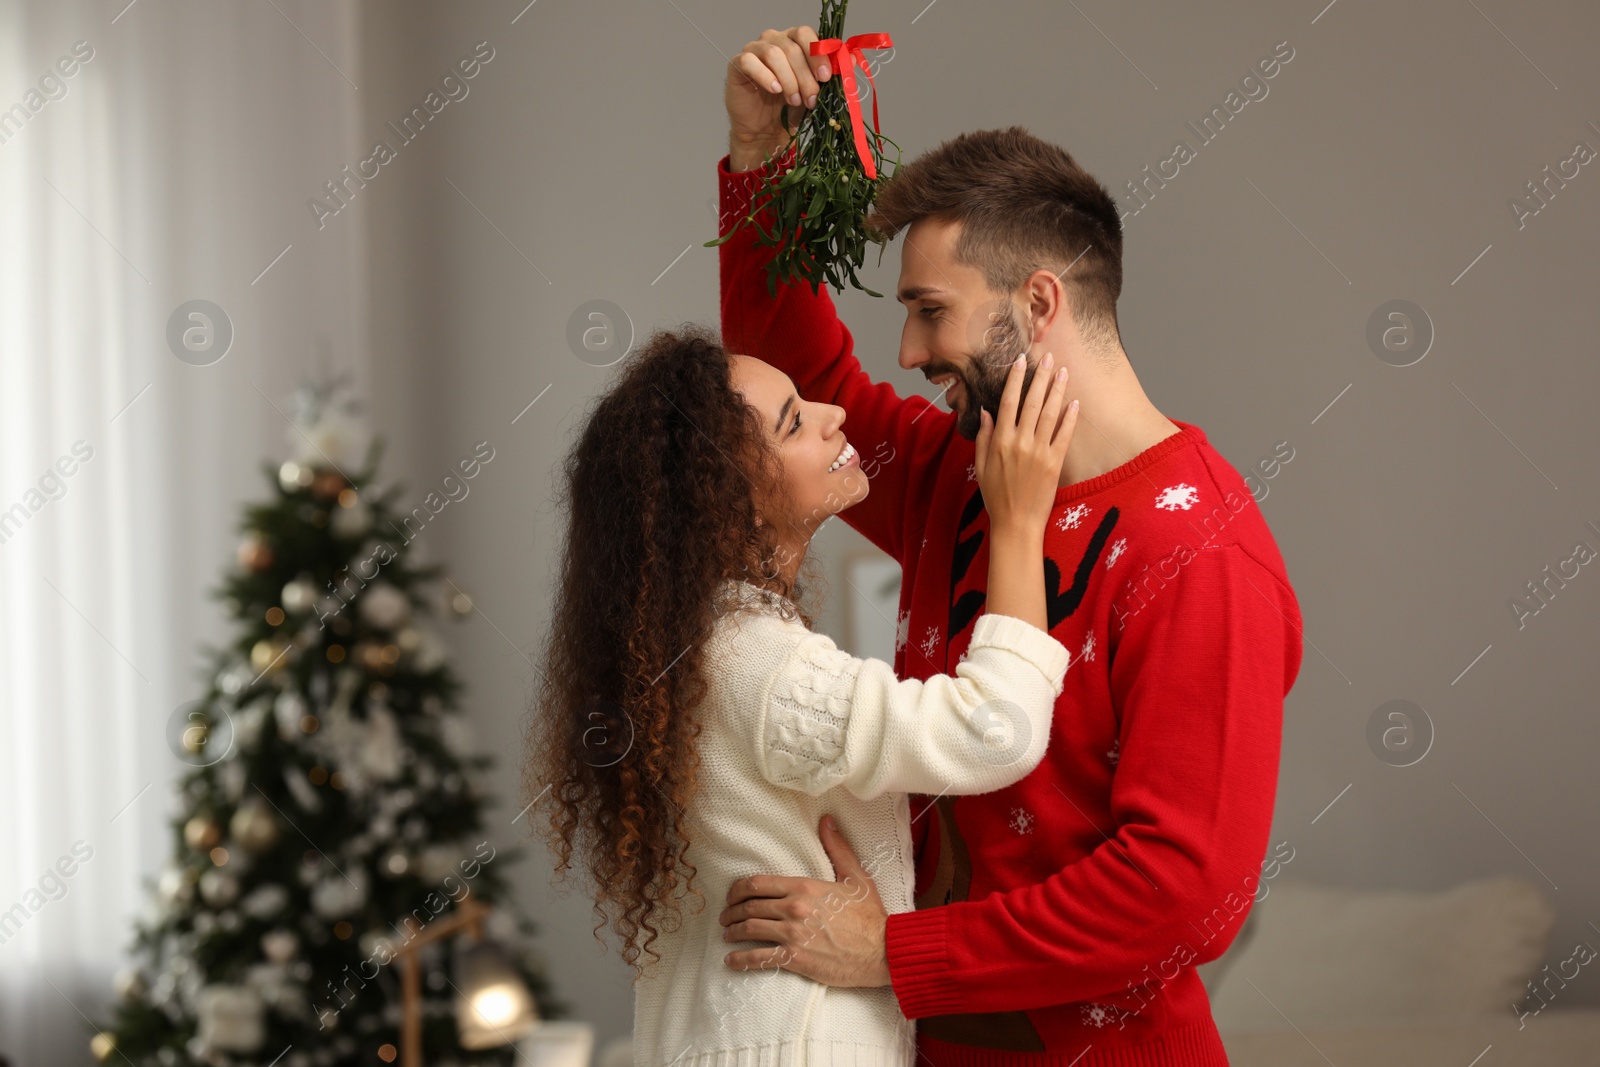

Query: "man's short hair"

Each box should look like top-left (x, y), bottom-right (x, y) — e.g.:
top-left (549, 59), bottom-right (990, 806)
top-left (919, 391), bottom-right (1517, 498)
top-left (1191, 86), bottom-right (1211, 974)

top-left (865, 126), bottom-right (1125, 352)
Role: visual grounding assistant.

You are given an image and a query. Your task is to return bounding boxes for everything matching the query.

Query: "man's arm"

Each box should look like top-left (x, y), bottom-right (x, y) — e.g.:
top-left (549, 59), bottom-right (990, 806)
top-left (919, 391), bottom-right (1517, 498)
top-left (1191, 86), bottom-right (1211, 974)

top-left (883, 544), bottom-right (1299, 1016)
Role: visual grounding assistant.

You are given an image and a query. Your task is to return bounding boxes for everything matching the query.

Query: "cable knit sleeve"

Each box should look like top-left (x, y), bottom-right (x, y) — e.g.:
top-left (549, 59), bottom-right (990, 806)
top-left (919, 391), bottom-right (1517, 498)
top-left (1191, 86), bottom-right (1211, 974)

top-left (752, 612), bottom-right (1071, 801)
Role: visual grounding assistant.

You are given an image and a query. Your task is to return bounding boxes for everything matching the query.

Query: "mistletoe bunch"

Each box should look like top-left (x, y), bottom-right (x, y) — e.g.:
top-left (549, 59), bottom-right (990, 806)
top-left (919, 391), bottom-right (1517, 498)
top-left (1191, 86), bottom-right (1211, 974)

top-left (705, 0), bottom-right (901, 298)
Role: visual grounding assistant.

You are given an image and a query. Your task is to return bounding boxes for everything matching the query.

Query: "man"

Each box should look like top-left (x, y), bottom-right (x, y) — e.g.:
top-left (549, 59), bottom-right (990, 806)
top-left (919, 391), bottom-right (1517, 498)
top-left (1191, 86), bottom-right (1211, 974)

top-left (714, 26), bottom-right (1303, 1066)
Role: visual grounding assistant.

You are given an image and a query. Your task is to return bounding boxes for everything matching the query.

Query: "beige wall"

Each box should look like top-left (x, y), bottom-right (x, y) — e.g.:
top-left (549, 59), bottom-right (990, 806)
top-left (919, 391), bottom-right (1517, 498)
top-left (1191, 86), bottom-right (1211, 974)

top-left (358, 0), bottom-right (1600, 1041)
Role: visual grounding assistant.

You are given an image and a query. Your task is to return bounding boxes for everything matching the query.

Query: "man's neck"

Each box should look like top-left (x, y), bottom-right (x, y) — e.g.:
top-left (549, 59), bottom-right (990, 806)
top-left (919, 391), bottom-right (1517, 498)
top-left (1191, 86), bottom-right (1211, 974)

top-left (1055, 365), bottom-right (1181, 489)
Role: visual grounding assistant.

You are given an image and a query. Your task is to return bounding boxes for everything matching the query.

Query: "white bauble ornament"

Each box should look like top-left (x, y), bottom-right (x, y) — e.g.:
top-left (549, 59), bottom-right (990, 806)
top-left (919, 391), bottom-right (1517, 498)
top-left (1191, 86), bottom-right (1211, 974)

top-left (198, 869), bottom-right (239, 907)
top-left (278, 460), bottom-right (314, 493)
top-left (359, 704), bottom-right (403, 782)
top-left (417, 845), bottom-right (459, 882)
top-left (260, 928), bottom-right (299, 963)
top-left (281, 577), bottom-right (319, 615)
top-left (216, 661), bottom-right (252, 696)
top-left (219, 760), bottom-right (247, 804)
top-left (330, 495), bottom-right (373, 540)
top-left (241, 884), bottom-right (289, 920)
top-left (151, 973), bottom-right (178, 1007)
top-left (358, 583), bottom-right (409, 630)
top-left (359, 931), bottom-right (398, 964)
top-left (287, 403), bottom-right (364, 472)
top-left (232, 701), bottom-right (269, 750)
top-left (273, 690), bottom-right (308, 738)
top-left (440, 715), bottom-right (472, 757)
top-left (413, 629), bottom-right (447, 672)
top-left (486, 908), bottom-right (517, 942)
top-left (157, 868), bottom-right (196, 909)
top-left (244, 962), bottom-right (298, 1013)
top-left (283, 766), bottom-right (321, 813)
top-left (310, 868), bottom-right (368, 919)
top-left (196, 984), bottom-right (265, 1053)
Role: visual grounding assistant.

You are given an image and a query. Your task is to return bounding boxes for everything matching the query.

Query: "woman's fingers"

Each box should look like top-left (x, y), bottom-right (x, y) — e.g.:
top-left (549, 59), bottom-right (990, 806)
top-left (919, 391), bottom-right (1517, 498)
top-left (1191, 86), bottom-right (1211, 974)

top-left (1017, 351), bottom-right (1056, 438)
top-left (974, 406), bottom-right (991, 483)
top-left (1052, 397), bottom-right (1081, 459)
top-left (1033, 359), bottom-right (1067, 448)
top-left (995, 353), bottom-right (1026, 441)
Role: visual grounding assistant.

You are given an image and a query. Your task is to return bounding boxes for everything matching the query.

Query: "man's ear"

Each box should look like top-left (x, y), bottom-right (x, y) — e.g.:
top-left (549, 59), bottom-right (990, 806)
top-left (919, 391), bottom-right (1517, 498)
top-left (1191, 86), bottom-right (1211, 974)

top-left (1025, 267), bottom-right (1070, 341)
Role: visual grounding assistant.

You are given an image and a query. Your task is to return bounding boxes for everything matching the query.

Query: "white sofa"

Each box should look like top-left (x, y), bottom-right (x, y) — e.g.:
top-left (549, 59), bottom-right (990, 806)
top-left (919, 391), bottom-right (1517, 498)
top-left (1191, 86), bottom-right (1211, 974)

top-left (1200, 876), bottom-right (1600, 1066)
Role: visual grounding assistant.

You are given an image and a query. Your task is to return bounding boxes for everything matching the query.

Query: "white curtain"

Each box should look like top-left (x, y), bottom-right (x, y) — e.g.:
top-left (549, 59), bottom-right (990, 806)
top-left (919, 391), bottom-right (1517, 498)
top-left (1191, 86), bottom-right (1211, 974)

top-left (0, 3), bottom-right (371, 1062)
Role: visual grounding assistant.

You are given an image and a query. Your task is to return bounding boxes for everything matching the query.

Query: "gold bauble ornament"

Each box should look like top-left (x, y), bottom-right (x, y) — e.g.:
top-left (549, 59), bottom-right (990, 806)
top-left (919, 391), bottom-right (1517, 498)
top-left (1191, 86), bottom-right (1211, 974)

top-left (251, 637), bottom-right (291, 674)
top-left (184, 815), bottom-right (221, 852)
top-left (311, 469), bottom-right (347, 501)
top-left (113, 967), bottom-right (149, 1002)
top-left (230, 801), bottom-right (281, 854)
top-left (90, 1032), bottom-right (116, 1062)
top-left (237, 532), bottom-right (274, 573)
top-left (180, 718), bottom-right (210, 754)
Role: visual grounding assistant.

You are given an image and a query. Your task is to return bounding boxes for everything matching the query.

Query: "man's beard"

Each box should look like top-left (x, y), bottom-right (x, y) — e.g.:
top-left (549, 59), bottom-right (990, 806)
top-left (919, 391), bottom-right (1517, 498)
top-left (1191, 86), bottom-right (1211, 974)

top-left (944, 301), bottom-right (1038, 442)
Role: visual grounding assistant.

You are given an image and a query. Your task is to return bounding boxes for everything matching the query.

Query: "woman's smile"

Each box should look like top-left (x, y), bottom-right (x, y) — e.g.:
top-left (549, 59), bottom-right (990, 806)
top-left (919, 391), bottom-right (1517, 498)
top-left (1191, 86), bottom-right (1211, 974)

top-left (828, 440), bottom-right (858, 473)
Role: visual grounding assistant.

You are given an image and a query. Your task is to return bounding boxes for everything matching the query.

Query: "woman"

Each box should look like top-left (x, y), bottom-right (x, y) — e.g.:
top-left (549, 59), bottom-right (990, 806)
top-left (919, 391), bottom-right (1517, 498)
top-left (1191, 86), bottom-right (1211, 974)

top-left (525, 323), bottom-right (1079, 1067)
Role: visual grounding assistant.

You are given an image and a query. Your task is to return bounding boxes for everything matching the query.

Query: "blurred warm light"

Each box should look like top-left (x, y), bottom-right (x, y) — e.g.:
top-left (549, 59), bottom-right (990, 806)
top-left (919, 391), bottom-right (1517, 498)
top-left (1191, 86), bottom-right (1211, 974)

top-left (455, 939), bottom-right (538, 1049)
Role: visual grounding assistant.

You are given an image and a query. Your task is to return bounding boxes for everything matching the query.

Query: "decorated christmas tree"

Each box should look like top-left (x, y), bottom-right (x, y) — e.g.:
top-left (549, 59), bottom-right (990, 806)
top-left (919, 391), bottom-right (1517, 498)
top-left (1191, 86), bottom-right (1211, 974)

top-left (94, 381), bottom-right (563, 1067)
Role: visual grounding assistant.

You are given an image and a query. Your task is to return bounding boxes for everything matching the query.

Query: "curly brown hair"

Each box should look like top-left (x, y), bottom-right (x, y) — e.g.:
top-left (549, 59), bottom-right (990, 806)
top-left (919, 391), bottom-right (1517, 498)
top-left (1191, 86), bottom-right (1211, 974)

top-left (523, 323), bottom-right (822, 974)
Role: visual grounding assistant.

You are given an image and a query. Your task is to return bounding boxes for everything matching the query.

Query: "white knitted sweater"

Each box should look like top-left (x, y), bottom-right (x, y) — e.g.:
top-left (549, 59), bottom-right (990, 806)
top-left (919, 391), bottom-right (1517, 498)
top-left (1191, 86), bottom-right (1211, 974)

top-left (631, 580), bottom-right (1071, 1067)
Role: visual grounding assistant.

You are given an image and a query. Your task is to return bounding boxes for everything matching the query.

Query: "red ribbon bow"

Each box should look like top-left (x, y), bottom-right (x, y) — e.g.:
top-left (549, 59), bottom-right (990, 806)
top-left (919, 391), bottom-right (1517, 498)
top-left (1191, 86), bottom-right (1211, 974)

top-left (810, 33), bottom-right (893, 179)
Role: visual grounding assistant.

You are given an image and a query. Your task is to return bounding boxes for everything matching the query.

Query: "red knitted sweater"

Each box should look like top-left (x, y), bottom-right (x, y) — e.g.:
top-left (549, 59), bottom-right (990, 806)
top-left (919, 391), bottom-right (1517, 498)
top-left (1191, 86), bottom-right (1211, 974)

top-left (717, 145), bottom-right (1303, 1067)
